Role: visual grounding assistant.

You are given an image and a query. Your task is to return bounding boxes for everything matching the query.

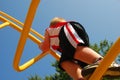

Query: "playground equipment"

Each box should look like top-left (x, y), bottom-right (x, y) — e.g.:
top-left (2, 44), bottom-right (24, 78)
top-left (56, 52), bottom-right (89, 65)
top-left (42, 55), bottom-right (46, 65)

top-left (89, 37), bottom-right (120, 80)
top-left (0, 0), bottom-right (120, 80)
top-left (0, 0), bottom-right (60, 72)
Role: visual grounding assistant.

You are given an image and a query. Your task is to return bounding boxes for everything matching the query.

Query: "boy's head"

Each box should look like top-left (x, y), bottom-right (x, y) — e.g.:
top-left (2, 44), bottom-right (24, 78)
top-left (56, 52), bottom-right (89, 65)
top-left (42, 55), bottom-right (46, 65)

top-left (49, 17), bottom-right (66, 27)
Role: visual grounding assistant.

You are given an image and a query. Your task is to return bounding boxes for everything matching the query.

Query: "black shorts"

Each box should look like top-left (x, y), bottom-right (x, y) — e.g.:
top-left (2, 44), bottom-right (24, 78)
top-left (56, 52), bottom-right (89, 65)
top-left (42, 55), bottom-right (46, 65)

top-left (58, 21), bottom-right (89, 70)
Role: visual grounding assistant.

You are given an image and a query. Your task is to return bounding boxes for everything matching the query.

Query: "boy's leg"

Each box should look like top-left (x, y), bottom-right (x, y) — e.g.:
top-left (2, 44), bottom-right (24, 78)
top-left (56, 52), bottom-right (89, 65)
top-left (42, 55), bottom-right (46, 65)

top-left (61, 61), bottom-right (85, 80)
top-left (74, 46), bottom-right (102, 64)
top-left (74, 46), bottom-right (120, 79)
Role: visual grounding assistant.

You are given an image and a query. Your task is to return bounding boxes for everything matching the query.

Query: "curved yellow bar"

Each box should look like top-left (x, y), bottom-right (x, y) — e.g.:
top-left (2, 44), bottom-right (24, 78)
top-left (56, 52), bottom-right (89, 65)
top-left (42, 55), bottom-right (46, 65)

top-left (0, 16), bottom-right (40, 45)
top-left (0, 0), bottom-right (60, 72)
top-left (89, 37), bottom-right (120, 80)
top-left (0, 15), bottom-right (60, 71)
top-left (1, 0), bottom-right (119, 78)
top-left (0, 22), bottom-right (10, 29)
top-left (0, 11), bottom-right (44, 39)
top-left (13, 0), bottom-right (41, 72)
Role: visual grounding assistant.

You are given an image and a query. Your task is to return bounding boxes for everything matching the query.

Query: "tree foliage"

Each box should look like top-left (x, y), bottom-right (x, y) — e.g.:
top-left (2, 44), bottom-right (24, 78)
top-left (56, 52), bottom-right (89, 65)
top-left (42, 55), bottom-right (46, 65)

top-left (28, 40), bottom-right (120, 80)
top-left (28, 75), bottom-right (42, 80)
top-left (90, 39), bottom-right (113, 56)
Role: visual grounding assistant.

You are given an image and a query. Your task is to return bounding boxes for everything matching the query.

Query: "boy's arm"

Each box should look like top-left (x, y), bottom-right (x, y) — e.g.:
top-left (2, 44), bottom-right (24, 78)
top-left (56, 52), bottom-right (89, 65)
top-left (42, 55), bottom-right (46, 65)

top-left (39, 31), bottom-right (50, 52)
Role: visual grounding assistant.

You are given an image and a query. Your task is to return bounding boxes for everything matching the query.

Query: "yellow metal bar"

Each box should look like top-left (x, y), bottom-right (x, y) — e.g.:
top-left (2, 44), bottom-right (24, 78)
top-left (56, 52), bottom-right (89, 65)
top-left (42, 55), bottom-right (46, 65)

top-left (89, 37), bottom-right (120, 80)
top-left (19, 51), bottom-right (49, 71)
top-left (49, 49), bottom-right (60, 61)
top-left (0, 1), bottom-right (60, 72)
top-left (0, 12), bottom-right (60, 59)
top-left (0, 22), bottom-right (10, 29)
top-left (0, 15), bottom-right (60, 71)
top-left (0, 11), bottom-right (44, 39)
top-left (49, 50), bottom-right (60, 61)
top-left (0, 16), bottom-right (41, 45)
top-left (13, 0), bottom-right (40, 71)
top-left (0, 11), bottom-right (23, 26)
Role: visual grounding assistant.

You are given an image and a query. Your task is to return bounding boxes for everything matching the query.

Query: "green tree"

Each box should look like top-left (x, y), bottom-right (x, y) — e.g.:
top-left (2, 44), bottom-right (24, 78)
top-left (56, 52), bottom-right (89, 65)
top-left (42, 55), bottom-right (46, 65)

top-left (90, 39), bottom-right (113, 56)
top-left (28, 75), bottom-right (42, 80)
top-left (28, 40), bottom-right (120, 80)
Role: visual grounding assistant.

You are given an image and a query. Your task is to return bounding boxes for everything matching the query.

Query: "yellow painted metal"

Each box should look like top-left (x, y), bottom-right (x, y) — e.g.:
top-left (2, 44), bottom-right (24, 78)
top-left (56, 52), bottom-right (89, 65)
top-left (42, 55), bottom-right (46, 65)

top-left (13, 0), bottom-right (41, 72)
top-left (0, 11), bottom-right (44, 39)
top-left (0, 22), bottom-right (10, 29)
top-left (0, 15), bottom-right (43, 45)
top-left (49, 49), bottom-right (60, 61)
top-left (0, 10), bottom-right (120, 76)
top-left (0, 12), bottom-right (60, 61)
top-left (0, 16), bottom-right (40, 45)
top-left (1, 1), bottom-right (119, 78)
top-left (0, 0), bottom-right (60, 72)
top-left (0, 11), bottom-right (22, 26)
top-left (89, 37), bottom-right (120, 80)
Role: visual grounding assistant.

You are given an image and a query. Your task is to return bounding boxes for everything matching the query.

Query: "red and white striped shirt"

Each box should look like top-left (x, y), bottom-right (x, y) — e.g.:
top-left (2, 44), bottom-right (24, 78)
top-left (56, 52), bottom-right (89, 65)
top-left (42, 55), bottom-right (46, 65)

top-left (46, 22), bottom-right (84, 50)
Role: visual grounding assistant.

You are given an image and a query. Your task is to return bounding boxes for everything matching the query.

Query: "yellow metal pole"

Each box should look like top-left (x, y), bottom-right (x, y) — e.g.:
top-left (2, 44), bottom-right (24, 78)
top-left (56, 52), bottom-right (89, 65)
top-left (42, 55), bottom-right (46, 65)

top-left (49, 49), bottom-right (60, 61)
top-left (0, 22), bottom-right (10, 29)
top-left (13, 0), bottom-right (40, 71)
top-left (19, 51), bottom-right (49, 71)
top-left (0, 13), bottom-right (60, 62)
top-left (0, 16), bottom-right (60, 71)
top-left (0, 11), bottom-right (44, 40)
top-left (89, 37), bottom-right (120, 80)
top-left (0, 11), bottom-right (22, 26)
top-left (0, 4), bottom-right (60, 71)
top-left (0, 16), bottom-right (41, 45)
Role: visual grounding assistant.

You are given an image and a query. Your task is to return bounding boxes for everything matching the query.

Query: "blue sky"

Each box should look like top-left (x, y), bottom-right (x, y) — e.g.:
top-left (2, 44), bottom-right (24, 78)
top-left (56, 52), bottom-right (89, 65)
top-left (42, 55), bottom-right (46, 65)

top-left (0, 0), bottom-right (120, 80)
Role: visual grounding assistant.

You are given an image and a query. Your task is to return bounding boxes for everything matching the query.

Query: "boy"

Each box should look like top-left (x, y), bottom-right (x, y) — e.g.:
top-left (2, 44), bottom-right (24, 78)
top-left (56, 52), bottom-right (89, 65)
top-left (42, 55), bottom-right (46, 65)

top-left (39, 17), bottom-right (120, 80)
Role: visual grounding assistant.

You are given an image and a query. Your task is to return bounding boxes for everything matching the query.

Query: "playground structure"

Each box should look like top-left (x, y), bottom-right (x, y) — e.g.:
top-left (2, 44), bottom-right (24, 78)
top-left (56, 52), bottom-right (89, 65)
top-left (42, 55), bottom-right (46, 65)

top-left (0, 0), bottom-right (120, 80)
top-left (0, 0), bottom-right (60, 71)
